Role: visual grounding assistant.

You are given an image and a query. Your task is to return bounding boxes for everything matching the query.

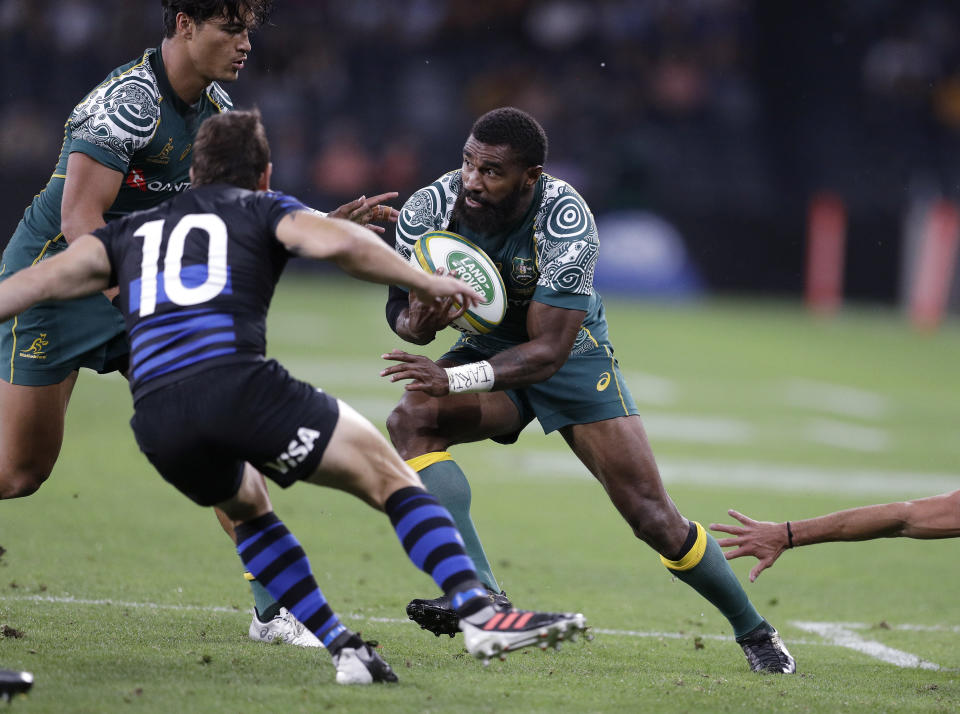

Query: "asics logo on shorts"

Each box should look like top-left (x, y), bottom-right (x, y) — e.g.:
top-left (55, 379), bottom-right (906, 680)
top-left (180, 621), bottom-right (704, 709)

top-left (596, 372), bottom-right (611, 391)
top-left (264, 427), bottom-right (322, 475)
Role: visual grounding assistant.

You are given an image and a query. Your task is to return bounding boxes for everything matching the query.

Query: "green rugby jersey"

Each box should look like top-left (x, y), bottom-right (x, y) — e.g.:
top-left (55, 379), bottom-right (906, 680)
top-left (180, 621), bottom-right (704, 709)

top-left (7, 47), bottom-right (232, 259)
top-left (395, 171), bottom-right (609, 355)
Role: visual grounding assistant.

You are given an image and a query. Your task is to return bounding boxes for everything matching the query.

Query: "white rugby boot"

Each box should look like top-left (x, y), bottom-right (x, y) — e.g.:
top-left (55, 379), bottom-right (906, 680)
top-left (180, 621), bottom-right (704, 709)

top-left (248, 607), bottom-right (323, 648)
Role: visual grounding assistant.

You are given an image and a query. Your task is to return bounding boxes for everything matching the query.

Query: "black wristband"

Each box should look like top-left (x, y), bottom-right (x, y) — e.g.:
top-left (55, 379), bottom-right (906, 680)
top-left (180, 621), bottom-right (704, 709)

top-left (786, 521), bottom-right (794, 548)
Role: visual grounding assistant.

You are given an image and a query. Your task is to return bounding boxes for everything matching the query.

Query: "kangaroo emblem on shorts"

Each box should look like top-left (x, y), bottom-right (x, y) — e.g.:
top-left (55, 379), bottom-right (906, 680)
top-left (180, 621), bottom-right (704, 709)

top-left (19, 333), bottom-right (49, 359)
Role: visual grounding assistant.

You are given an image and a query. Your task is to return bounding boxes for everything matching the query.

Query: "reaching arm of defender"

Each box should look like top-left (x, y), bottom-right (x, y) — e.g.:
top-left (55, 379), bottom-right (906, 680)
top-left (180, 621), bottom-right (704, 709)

top-left (327, 191), bottom-right (400, 236)
top-left (0, 235), bottom-right (112, 322)
top-left (710, 490), bottom-right (960, 582)
top-left (274, 210), bottom-right (479, 306)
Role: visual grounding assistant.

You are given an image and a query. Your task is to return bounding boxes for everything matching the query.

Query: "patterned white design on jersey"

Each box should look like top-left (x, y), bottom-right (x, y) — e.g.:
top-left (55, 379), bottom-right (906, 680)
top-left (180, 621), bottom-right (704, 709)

top-left (71, 62), bottom-right (160, 165)
top-left (571, 328), bottom-right (598, 356)
top-left (206, 82), bottom-right (234, 112)
top-left (538, 238), bottom-right (597, 294)
top-left (399, 171), bottom-right (597, 296)
top-left (548, 194), bottom-right (590, 238)
top-left (395, 171), bottom-right (460, 261)
top-left (535, 179), bottom-right (598, 295)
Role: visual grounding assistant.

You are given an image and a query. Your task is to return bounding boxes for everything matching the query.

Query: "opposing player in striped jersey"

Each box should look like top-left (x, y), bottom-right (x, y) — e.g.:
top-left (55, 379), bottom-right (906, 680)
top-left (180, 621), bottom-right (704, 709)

top-left (381, 107), bottom-right (795, 674)
top-left (0, 0), bottom-right (397, 645)
top-left (0, 110), bottom-right (588, 684)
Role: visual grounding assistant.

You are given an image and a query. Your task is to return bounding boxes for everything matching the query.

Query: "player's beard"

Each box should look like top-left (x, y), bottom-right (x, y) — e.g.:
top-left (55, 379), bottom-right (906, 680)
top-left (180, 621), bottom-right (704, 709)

top-left (452, 183), bottom-right (526, 236)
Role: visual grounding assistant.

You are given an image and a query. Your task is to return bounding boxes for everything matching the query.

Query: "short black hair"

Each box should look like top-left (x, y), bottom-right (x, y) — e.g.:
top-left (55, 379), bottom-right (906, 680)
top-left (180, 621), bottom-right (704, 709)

top-left (161, 0), bottom-right (274, 38)
top-left (191, 109), bottom-right (270, 190)
top-left (470, 107), bottom-right (548, 168)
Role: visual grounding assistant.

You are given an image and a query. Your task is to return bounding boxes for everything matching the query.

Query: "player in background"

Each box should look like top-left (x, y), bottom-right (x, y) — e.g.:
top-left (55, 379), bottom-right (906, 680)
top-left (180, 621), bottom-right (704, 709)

top-left (380, 107), bottom-right (795, 674)
top-left (711, 490), bottom-right (960, 582)
top-left (0, 109), bottom-right (588, 684)
top-left (0, 0), bottom-right (398, 648)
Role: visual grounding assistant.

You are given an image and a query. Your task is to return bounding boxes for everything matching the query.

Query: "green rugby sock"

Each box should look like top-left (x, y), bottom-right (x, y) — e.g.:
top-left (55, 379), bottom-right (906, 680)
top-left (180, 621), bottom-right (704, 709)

top-left (407, 452), bottom-right (500, 593)
top-left (661, 522), bottom-right (763, 638)
top-left (246, 573), bottom-right (282, 622)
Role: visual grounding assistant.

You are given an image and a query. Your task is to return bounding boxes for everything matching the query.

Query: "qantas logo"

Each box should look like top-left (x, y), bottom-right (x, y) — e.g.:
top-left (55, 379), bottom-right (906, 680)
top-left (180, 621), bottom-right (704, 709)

top-left (124, 168), bottom-right (190, 194)
top-left (125, 168), bottom-right (147, 192)
top-left (264, 427), bottom-right (322, 475)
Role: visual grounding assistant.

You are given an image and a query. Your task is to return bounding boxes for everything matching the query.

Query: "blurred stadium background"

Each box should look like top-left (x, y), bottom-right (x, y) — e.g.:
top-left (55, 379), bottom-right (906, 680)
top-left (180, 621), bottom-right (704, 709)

top-left (4, 0), bottom-right (960, 314)
top-left (3, 4), bottom-right (960, 707)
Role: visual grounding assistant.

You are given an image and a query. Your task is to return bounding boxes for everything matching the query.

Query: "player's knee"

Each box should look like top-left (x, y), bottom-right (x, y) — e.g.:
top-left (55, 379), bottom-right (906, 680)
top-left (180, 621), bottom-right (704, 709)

top-left (621, 498), bottom-right (684, 552)
top-left (0, 466), bottom-right (51, 499)
top-left (385, 398), bottom-right (429, 451)
top-left (631, 518), bottom-right (676, 553)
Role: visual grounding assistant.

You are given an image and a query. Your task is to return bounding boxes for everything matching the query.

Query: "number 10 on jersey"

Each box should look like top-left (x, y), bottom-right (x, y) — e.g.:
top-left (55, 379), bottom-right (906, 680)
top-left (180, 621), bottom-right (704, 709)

top-left (133, 213), bottom-right (230, 316)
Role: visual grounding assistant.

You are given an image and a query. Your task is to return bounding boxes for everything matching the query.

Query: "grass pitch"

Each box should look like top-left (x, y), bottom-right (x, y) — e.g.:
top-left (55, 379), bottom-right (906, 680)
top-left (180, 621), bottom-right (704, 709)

top-left (1, 274), bottom-right (959, 713)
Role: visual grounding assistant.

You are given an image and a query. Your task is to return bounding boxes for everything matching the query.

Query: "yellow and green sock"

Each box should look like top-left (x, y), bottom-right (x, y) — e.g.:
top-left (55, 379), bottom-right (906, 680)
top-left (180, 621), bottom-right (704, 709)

top-left (661, 521), bottom-right (763, 638)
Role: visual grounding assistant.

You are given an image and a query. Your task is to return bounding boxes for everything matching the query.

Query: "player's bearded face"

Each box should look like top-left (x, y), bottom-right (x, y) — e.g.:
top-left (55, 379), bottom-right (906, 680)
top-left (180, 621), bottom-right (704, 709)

top-left (453, 179), bottom-right (526, 235)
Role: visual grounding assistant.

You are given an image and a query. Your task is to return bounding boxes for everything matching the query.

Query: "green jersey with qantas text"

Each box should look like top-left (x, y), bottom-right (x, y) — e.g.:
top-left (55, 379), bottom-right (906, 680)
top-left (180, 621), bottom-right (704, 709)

top-left (0, 47), bottom-right (232, 385)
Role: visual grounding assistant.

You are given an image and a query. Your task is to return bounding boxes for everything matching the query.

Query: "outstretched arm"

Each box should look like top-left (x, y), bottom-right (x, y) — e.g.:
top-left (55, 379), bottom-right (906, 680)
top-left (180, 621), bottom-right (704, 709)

top-left (710, 490), bottom-right (960, 582)
top-left (274, 210), bottom-right (479, 306)
top-left (0, 234), bottom-right (112, 322)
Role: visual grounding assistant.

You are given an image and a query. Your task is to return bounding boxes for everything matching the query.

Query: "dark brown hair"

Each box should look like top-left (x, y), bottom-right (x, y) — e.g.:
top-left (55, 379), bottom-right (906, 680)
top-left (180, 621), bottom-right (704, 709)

top-left (191, 109), bottom-right (270, 190)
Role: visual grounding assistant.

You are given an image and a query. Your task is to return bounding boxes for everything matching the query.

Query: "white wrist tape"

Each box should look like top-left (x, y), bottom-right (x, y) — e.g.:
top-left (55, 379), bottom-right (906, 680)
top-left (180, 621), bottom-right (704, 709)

top-left (444, 361), bottom-right (495, 394)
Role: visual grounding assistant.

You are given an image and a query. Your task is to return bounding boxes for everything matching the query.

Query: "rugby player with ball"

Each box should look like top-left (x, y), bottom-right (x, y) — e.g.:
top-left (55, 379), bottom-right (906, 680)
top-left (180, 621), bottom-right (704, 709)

top-left (381, 106), bottom-right (796, 674)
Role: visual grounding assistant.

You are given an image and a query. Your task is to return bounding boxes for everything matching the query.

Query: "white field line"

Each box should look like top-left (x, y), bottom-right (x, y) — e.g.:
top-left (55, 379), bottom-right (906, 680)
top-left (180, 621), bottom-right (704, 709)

top-left (784, 378), bottom-right (890, 420)
top-left (804, 418), bottom-right (890, 452)
top-left (621, 371), bottom-right (677, 406)
top-left (491, 451), bottom-right (960, 497)
top-left (1, 595), bottom-right (953, 669)
top-left (792, 621), bottom-right (941, 670)
top-left (642, 414), bottom-right (754, 444)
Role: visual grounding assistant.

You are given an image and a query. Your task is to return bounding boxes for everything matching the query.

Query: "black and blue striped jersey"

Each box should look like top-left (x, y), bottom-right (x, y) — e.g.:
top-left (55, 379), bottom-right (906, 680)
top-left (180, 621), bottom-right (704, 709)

top-left (93, 184), bottom-right (307, 400)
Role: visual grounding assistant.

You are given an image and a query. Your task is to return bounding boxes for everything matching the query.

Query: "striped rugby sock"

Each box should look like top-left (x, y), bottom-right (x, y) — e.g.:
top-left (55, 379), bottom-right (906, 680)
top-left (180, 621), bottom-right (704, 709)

top-left (235, 512), bottom-right (352, 653)
top-left (385, 486), bottom-right (492, 620)
top-left (406, 452), bottom-right (500, 592)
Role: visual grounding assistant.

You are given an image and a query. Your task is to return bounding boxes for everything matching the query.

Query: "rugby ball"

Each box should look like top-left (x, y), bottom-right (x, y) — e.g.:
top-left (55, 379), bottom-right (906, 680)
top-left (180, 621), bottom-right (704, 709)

top-left (410, 231), bottom-right (507, 335)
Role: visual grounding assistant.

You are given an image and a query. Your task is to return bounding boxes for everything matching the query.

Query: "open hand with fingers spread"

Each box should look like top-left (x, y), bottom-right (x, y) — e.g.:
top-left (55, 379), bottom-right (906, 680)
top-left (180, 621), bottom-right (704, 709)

top-left (710, 510), bottom-right (790, 582)
top-left (328, 192), bottom-right (400, 234)
top-left (380, 350), bottom-right (450, 396)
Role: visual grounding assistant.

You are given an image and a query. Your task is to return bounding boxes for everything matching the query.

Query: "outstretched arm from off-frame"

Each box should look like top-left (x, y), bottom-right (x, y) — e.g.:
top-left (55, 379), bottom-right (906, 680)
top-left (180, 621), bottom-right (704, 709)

top-left (274, 210), bottom-right (479, 307)
top-left (710, 490), bottom-right (960, 582)
top-left (0, 234), bottom-right (112, 323)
